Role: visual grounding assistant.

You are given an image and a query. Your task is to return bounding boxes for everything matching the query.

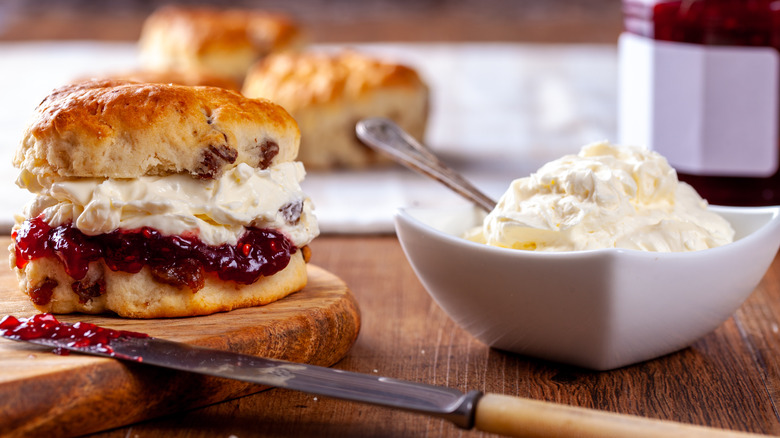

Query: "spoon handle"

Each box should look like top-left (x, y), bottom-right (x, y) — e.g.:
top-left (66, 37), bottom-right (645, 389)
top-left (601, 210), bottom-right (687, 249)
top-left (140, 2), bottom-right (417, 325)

top-left (356, 117), bottom-right (497, 212)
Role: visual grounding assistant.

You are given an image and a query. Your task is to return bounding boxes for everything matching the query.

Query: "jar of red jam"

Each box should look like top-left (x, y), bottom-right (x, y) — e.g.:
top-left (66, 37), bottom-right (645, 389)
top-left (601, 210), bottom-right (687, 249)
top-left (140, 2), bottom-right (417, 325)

top-left (618, 0), bottom-right (780, 205)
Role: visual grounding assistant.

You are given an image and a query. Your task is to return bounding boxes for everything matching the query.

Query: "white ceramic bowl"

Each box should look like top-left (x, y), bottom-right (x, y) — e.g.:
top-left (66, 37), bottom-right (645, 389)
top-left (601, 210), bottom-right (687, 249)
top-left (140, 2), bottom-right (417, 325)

top-left (394, 205), bottom-right (780, 370)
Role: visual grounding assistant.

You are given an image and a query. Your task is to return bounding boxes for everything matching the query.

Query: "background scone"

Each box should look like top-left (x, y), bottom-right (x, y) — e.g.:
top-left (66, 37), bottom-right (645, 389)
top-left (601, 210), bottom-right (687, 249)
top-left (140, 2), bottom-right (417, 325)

top-left (11, 79), bottom-right (319, 318)
top-left (138, 5), bottom-right (303, 84)
top-left (94, 69), bottom-right (241, 91)
top-left (242, 50), bottom-right (429, 170)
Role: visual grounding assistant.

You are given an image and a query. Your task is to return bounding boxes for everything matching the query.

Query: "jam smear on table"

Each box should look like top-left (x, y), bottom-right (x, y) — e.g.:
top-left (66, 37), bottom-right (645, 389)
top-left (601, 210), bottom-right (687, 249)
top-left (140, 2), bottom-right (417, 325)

top-left (0, 313), bottom-right (148, 359)
top-left (13, 216), bottom-right (296, 303)
top-left (622, 0), bottom-right (780, 205)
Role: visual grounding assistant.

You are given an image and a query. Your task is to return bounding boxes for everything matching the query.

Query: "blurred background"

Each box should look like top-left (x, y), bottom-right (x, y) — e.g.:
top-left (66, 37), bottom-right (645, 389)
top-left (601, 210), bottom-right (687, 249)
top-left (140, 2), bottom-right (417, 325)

top-left (0, 0), bottom-right (622, 43)
top-left (0, 0), bottom-right (624, 232)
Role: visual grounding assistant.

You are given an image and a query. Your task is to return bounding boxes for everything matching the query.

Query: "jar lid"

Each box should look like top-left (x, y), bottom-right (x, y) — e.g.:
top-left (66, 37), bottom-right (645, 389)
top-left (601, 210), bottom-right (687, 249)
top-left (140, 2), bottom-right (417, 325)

top-left (623, 0), bottom-right (779, 46)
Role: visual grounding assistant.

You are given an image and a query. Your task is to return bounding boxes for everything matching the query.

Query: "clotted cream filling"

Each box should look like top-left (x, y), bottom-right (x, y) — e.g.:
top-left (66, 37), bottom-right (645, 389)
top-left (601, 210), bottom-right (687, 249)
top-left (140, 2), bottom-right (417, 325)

top-left (17, 162), bottom-right (319, 248)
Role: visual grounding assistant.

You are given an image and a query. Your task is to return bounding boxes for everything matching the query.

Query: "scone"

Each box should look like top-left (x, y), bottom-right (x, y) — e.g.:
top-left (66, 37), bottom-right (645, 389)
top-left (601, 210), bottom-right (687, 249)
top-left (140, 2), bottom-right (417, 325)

top-left (242, 51), bottom-right (429, 170)
top-left (11, 79), bottom-right (319, 318)
top-left (138, 5), bottom-right (303, 83)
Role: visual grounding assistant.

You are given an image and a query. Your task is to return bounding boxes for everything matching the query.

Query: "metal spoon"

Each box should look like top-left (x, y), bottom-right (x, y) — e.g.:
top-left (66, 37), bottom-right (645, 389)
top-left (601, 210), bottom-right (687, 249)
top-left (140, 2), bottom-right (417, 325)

top-left (356, 117), bottom-right (497, 212)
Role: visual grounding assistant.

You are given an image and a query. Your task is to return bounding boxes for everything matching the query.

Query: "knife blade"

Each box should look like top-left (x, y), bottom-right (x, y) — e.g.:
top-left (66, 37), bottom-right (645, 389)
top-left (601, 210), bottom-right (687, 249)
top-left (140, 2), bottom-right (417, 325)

top-left (0, 314), bottom-right (767, 438)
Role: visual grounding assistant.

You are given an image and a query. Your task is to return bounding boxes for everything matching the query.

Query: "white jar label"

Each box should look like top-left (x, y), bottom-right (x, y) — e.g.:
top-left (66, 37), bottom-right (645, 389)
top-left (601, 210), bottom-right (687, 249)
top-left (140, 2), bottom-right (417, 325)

top-left (618, 33), bottom-right (779, 177)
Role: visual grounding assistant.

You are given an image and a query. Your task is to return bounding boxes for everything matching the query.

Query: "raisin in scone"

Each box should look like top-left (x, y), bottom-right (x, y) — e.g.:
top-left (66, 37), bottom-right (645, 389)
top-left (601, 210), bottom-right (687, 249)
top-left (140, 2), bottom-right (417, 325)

top-left (242, 51), bottom-right (429, 170)
top-left (138, 5), bottom-right (303, 83)
top-left (11, 79), bottom-right (319, 318)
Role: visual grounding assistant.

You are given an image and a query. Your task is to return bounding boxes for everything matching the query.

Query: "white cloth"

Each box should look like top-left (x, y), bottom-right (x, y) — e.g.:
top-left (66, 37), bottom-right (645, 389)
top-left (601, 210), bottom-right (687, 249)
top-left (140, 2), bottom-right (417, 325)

top-left (0, 42), bottom-right (617, 234)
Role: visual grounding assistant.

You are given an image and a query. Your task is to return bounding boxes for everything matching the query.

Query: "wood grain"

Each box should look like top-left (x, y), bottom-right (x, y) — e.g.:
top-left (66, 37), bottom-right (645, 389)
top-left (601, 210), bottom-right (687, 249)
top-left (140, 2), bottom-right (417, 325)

top-left (81, 236), bottom-right (780, 437)
top-left (0, 236), bottom-right (361, 438)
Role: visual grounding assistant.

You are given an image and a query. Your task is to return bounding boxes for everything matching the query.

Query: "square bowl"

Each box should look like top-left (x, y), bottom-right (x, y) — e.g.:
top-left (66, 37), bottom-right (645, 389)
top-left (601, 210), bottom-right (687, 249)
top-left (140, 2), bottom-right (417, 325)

top-left (394, 204), bottom-right (780, 370)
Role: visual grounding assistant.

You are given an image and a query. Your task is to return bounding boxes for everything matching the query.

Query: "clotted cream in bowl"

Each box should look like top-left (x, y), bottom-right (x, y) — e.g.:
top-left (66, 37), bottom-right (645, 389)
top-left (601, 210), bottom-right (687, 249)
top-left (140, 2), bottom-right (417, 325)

top-left (394, 142), bottom-right (780, 370)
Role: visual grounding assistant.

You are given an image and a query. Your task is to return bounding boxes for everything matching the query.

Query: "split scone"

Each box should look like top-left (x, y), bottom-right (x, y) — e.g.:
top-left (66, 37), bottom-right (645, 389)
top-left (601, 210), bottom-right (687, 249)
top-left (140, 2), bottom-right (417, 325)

top-left (11, 79), bottom-right (319, 318)
top-left (242, 51), bottom-right (429, 170)
top-left (138, 5), bottom-right (303, 83)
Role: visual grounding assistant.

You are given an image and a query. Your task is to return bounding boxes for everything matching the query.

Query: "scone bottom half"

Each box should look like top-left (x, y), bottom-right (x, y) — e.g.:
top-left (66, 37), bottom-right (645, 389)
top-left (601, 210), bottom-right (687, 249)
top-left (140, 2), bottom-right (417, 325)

top-left (10, 80), bottom-right (317, 319)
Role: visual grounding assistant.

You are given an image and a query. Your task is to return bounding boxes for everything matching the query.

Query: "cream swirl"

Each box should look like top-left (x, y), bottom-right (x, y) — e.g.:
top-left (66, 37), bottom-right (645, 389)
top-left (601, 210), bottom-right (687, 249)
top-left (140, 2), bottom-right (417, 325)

top-left (466, 141), bottom-right (734, 252)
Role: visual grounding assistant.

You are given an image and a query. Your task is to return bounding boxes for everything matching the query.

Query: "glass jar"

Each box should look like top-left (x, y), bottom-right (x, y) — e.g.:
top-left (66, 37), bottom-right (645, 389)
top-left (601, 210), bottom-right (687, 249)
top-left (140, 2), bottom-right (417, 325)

top-left (618, 0), bottom-right (780, 206)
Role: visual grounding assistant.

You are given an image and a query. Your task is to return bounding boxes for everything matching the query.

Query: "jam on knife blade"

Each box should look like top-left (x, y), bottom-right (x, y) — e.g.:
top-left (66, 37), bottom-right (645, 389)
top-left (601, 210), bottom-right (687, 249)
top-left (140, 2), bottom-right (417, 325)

top-left (0, 313), bottom-right (148, 360)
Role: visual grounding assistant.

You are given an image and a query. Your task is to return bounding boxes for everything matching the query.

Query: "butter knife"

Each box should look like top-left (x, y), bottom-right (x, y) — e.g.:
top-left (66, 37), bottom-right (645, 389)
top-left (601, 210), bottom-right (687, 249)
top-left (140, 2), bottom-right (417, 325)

top-left (0, 314), bottom-right (767, 438)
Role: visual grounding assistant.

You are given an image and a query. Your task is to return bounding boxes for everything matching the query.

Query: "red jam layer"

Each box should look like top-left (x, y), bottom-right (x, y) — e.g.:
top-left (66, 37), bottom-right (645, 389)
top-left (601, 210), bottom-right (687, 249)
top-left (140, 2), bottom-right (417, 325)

top-left (0, 313), bottom-right (148, 358)
top-left (13, 216), bottom-right (296, 296)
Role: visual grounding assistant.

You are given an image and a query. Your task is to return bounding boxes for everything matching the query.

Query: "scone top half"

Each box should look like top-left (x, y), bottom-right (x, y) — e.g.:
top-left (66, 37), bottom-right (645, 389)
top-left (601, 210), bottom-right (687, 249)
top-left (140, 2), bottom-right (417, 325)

top-left (16, 79), bottom-right (298, 180)
top-left (11, 80), bottom-right (319, 317)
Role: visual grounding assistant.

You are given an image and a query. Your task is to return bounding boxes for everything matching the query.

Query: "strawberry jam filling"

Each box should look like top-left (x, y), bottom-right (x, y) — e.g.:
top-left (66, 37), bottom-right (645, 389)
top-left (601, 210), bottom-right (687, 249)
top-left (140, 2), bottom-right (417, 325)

top-left (13, 216), bottom-right (296, 302)
top-left (0, 313), bottom-right (147, 358)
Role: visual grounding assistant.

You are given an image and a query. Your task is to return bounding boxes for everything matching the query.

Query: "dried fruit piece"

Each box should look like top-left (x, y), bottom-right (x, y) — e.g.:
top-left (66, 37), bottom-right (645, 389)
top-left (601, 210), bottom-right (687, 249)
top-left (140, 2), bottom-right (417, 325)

top-left (195, 144), bottom-right (238, 179)
top-left (259, 140), bottom-right (279, 169)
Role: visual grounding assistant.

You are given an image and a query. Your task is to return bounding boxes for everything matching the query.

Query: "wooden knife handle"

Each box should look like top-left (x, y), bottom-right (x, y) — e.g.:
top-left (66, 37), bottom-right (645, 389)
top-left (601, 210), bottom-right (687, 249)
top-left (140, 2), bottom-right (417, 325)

top-left (474, 393), bottom-right (770, 438)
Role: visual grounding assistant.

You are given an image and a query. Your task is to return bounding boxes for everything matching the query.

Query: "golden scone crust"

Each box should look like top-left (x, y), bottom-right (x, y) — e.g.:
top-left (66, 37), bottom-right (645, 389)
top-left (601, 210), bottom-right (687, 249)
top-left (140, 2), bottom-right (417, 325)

top-left (14, 79), bottom-right (300, 179)
top-left (12, 250), bottom-right (308, 319)
top-left (139, 6), bottom-right (303, 81)
top-left (243, 50), bottom-right (428, 106)
top-left (242, 51), bottom-right (429, 169)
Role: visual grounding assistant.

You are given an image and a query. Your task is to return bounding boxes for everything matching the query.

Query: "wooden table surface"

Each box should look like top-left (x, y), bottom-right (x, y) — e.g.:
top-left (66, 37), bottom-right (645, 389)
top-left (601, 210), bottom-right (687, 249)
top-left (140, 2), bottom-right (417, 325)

top-left (2, 1), bottom-right (780, 437)
top-left (90, 236), bottom-right (780, 437)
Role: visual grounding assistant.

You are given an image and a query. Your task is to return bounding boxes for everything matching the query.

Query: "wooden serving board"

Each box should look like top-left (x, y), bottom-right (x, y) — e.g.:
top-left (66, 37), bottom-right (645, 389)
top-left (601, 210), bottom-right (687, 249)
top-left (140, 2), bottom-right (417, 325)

top-left (0, 238), bottom-right (361, 438)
